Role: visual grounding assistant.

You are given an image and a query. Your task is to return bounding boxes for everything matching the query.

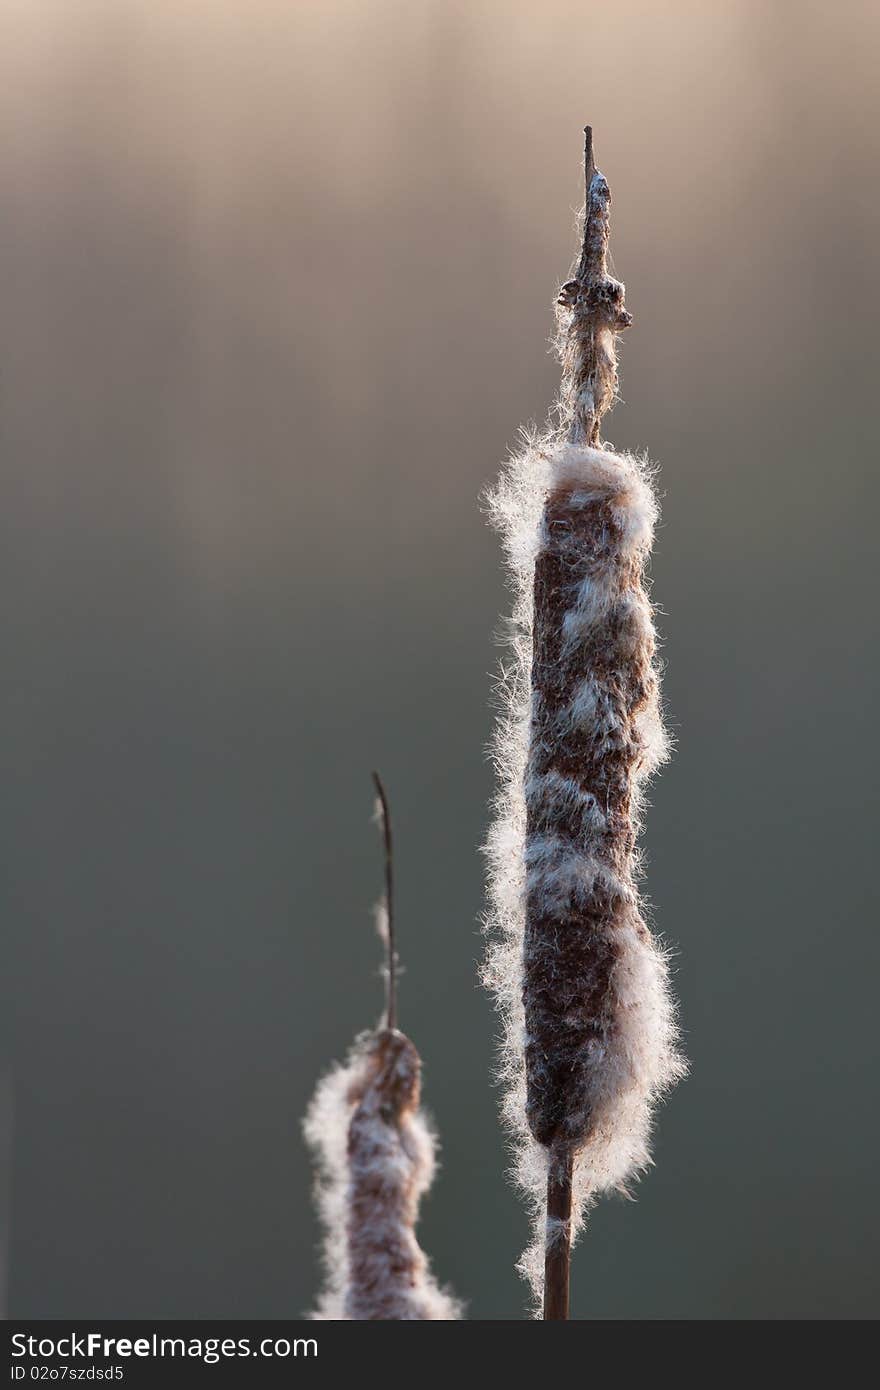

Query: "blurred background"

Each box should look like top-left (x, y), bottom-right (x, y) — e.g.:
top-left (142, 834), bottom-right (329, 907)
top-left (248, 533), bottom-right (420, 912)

top-left (1, 0), bottom-right (878, 1320)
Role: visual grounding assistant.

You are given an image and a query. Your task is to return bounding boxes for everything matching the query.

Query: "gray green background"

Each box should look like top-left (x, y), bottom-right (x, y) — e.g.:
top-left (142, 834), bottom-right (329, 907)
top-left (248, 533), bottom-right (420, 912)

top-left (2, 0), bottom-right (878, 1320)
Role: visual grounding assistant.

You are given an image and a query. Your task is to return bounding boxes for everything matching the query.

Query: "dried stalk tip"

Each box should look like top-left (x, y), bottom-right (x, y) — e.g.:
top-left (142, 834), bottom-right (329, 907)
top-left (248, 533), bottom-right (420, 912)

top-left (371, 771), bottom-right (398, 1030)
top-left (556, 127), bottom-right (633, 447)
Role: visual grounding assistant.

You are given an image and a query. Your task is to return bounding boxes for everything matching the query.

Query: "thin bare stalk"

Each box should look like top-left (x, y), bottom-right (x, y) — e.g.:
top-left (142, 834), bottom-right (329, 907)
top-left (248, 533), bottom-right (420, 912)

top-left (371, 770), bottom-right (397, 1030)
top-left (543, 1150), bottom-right (573, 1321)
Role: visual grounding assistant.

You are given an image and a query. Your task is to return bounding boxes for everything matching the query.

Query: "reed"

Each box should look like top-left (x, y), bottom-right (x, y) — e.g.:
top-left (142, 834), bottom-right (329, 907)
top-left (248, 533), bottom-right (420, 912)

top-left (304, 777), bottom-right (460, 1320)
top-left (484, 129), bottom-right (685, 1318)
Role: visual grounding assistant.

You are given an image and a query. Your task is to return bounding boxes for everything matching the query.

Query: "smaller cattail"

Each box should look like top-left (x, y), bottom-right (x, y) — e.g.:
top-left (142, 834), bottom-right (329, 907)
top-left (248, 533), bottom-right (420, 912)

top-left (304, 776), bottom-right (460, 1320)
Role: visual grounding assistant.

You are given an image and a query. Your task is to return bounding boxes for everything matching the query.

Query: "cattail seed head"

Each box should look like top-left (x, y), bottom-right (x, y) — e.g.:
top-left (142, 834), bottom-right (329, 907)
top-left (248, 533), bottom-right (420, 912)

top-left (484, 132), bottom-right (685, 1311)
top-left (304, 1028), bottom-right (461, 1320)
top-left (485, 440), bottom-right (684, 1306)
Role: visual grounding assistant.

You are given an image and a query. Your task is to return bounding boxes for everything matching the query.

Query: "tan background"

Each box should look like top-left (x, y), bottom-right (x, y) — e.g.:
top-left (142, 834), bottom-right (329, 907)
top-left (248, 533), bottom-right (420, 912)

top-left (1, 0), bottom-right (878, 1318)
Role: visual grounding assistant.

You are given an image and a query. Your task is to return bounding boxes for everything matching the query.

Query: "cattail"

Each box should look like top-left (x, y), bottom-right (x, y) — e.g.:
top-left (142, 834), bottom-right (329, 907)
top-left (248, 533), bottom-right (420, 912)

top-left (304, 776), bottom-right (461, 1320)
top-left (484, 129), bottom-right (685, 1317)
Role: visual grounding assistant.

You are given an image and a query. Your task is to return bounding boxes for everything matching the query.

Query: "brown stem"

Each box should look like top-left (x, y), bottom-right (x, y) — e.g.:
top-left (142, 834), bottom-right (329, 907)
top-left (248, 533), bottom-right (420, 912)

top-left (543, 1149), bottom-right (574, 1320)
top-left (575, 126), bottom-right (597, 283)
top-left (371, 771), bottom-right (397, 1031)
